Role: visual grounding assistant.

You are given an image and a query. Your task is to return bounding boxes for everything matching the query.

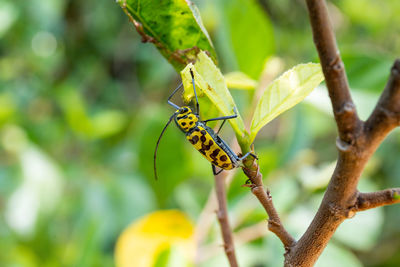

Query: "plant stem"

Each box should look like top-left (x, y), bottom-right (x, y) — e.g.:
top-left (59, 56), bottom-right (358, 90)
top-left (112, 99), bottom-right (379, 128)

top-left (215, 171), bottom-right (239, 267)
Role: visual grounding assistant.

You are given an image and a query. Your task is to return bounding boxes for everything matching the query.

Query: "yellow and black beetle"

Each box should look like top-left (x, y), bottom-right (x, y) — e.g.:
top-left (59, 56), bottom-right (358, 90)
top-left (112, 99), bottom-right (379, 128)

top-left (154, 69), bottom-right (256, 180)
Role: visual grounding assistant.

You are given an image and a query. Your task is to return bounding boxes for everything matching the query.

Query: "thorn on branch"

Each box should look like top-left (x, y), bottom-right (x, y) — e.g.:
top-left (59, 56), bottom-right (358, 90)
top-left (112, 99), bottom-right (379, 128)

top-left (328, 54), bottom-right (344, 72)
top-left (335, 137), bottom-right (351, 152)
top-left (339, 102), bottom-right (356, 115)
top-left (328, 202), bottom-right (350, 219)
top-left (268, 219), bottom-right (281, 229)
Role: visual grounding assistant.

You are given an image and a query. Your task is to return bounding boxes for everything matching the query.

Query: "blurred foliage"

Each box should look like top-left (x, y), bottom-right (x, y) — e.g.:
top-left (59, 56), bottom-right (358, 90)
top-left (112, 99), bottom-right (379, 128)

top-left (0, 0), bottom-right (399, 266)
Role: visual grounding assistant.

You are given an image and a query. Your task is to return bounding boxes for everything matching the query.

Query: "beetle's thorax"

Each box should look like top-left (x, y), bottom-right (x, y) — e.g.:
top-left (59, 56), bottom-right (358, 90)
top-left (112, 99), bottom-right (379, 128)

top-left (174, 106), bottom-right (199, 132)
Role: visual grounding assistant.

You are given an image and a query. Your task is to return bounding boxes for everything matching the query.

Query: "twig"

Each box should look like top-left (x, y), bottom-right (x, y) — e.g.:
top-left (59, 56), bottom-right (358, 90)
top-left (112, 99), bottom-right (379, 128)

top-left (215, 171), bottom-right (239, 267)
top-left (243, 161), bottom-right (296, 250)
top-left (355, 188), bottom-right (400, 212)
top-left (194, 168), bottom-right (238, 264)
top-left (365, 59), bottom-right (400, 146)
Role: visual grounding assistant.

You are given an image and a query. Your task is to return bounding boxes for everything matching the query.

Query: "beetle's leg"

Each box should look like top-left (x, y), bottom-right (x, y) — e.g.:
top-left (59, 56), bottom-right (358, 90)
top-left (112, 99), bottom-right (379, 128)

top-left (212, 164), bottom-right (224, 175)
top-left (167, 83), bottom-right (183, 110)
top-left (203, 107), bottom-right (238, 124)
top-left (216, 119), bottom-right (227, 134)
top-left (237, 151), bottom-right (258, 161)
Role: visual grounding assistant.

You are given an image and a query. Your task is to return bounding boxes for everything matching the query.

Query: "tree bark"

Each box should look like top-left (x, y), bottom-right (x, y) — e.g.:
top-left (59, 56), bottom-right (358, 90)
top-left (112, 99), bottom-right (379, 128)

top-left (242, 1), bottom-right (400, 266)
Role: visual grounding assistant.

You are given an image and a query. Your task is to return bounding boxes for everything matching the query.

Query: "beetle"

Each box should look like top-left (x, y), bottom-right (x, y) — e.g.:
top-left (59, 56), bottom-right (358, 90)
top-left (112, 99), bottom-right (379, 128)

top-left (153, 69), bottom-right (256, 180)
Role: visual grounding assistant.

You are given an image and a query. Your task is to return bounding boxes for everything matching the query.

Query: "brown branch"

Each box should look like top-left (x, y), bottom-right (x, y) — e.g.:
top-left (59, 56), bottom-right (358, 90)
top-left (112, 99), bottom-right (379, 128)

top-left (306, 0), bottom-right (361, 144)
top-left (243, 161), bottom-right (296, 250)
top-left (355, 188), bottom-right (400, 212)
top-left (283, 63), bottom-right (400, 266)
top-left (194, 168), bottom-right (238, 264)
top-left (214, 172), bottom-right (239, 267)
top-left (365, 59), bottom-right (400, 147)
top-left (281, 1), bottom-right (400, 267)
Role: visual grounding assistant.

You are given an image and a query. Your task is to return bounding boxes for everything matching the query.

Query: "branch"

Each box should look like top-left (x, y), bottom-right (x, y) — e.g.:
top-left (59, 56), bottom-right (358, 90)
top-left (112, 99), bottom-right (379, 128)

top-left (365, 60), bottom-right (400, 147)
top-left (243, 161), bottom-right (296, 250)
top-left (214, 172), bottom-right (239, 267)
top-left (355, 188), bottom-right (400, 212)
top-left (194, 168), bottom-right (238, 264)
top-left (306, 0), bottom-right (361, 144)
top-left (282, 1), bottom-right (400, 267)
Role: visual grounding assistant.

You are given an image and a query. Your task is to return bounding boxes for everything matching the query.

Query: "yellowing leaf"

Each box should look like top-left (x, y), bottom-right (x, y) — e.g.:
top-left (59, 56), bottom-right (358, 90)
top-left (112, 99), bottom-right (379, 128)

top-left (115, 210), bottom-right (194, 267)
top-left (250, 63), bottom-right (324, 143)
top-left (225, 72), bottom-right (257, 90)
top-left (180, 51), bottom-right (247, 140)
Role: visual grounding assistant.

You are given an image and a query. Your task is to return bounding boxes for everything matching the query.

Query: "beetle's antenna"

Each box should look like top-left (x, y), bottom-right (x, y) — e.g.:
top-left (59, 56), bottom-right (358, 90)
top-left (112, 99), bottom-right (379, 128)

top-left (167, 83), bottom-right (183, 110)
top-left (190, 69), bottom-right (200, 115)
top-left (154, 113), bottom-right (176, 180)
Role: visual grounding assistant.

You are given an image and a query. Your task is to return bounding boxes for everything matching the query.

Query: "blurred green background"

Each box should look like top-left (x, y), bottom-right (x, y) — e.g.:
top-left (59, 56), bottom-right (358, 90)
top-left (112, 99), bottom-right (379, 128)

top-left (0, 0), bottom-right (399, 266)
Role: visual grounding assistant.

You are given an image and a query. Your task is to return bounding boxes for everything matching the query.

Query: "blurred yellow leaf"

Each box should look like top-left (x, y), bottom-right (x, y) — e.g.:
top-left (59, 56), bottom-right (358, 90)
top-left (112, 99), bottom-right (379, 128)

top-left (180, 51), bottom-right (247, 141)
top-left (250, 63), bottom-right (324, 143)
top-left (225, 71), bottom-right (258, 90)
top-left (115, 210), bottom-right (194, 267)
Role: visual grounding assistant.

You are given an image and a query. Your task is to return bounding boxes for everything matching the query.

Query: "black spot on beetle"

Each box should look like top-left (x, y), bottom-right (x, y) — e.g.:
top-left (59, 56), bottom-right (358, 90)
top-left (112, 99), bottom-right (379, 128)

top-left (220, 155), bottom-right (228, 162)
top-left (212, 149), bottom-right (220, 156)
top-left (201, 140), bottom-right (212, 151)
top-left (200, 130), bottom-right (207, 135)
top-left (200, 136), bottom-right (206, 142)
top-left (190, 135), bottom-right (199, 144)
top-left (221, 163), bottom-right (230, 169)
top-left (210, 149), bottom-right (220, 160)
top-left (189, 121), bottom-right (193, 125)
top-left (181, 122), bottom-right (186, 126)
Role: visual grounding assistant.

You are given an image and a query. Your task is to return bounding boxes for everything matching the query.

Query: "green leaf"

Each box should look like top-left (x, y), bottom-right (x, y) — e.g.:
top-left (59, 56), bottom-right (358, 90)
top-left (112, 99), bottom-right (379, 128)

top-left (225, 72), bottom-right (258, 90)
top-left (250, 63), bottom-right (324, 143)
top-left (222, 0), bottom-right (275, 79)
top-left (180, 51), bottom-right (247, 142)
top-left (117, 0), bottom-right (217, 71)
